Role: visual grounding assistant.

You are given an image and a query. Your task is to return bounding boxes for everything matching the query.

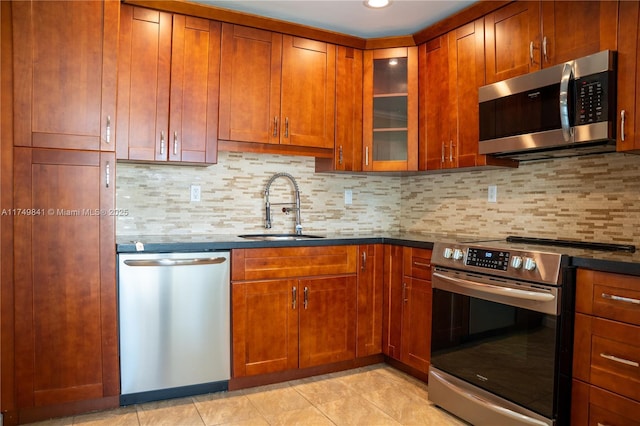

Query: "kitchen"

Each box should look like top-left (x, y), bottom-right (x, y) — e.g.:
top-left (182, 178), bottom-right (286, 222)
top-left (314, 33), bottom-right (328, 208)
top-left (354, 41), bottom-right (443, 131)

top-left (2, 0), bottom-right (640, 425)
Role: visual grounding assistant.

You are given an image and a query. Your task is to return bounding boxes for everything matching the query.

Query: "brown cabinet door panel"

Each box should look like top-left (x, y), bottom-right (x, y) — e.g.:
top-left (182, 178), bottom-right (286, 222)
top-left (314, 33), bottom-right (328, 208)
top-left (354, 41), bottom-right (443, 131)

top-left (617, 1), bottom-right (640, 153)
top-left (541, 1), bottom-right (618, 67)
top-left (383, 245), bottom-right (404, 359)
top-left (13, 148), bottom-right (118, 408)
top-left (299, 276), bottom-right (357, 368)
top-left (12, 0), bottom-right (118, 150)
top-left (485, 1), bottom-right (541, 84)
top-left (169, 16), bottom-right (220, 164)
top-left (333, 46), bottom-right (363, 171)
top-left (356, 245), bottom-right (383, 357)
top-left (116, 5), bottom-right (172, 161)
top-left (232, 280), bottom-right (299, 377)
top-left (219, 24), bottom-right (282, 145)
top-left (281, 36), bottom-right (335, 149)
top-left (400, 277), bottom-right (432, 373)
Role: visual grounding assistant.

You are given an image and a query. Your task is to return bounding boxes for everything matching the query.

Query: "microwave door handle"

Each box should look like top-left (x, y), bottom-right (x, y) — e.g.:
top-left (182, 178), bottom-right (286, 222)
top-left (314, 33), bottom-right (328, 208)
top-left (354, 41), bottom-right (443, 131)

top-left (560, 63), bottom-right (574, 142)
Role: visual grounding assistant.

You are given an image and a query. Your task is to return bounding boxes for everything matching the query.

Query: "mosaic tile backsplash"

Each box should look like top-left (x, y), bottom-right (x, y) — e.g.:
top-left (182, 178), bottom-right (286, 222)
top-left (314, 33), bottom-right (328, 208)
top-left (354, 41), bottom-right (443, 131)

top-left (117, 151), bottom-right (640, 244)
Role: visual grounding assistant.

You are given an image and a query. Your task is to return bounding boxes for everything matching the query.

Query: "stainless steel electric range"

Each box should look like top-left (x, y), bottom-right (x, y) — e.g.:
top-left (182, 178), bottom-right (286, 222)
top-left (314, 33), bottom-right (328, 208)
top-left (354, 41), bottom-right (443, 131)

top-left (428, 236), bottom-right (635, 426)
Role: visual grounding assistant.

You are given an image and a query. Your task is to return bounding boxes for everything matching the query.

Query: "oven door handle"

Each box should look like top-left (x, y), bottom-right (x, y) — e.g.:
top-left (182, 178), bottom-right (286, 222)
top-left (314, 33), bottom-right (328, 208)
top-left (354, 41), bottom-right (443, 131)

top-left (432, 272), bottom-right (556, 302)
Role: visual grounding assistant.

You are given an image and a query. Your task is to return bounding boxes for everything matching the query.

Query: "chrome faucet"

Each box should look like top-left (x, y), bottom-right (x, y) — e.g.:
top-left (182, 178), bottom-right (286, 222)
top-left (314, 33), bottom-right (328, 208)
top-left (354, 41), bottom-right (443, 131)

top-left (264, 172), bottom-right (303, 235)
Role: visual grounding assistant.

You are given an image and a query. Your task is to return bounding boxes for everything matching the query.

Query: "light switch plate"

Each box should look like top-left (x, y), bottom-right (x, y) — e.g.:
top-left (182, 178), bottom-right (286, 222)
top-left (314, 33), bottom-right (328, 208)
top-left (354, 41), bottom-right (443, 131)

top-left (344, 189), bottom-right (353, 205)
top-left (190, 185), bottom-right (201, 202)
top-left (488, 185), bottom-right (497, 203)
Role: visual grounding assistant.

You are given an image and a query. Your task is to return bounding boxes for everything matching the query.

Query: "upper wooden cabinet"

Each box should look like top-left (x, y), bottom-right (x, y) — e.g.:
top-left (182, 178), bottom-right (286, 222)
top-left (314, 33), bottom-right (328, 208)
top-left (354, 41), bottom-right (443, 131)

top-left (219, 24), bottom-right (336, 150)
top-left (484, 1), bottom-right (618, 84)
top-left (12, 0), bottom-right (118, 151)
top-left (420, 19), bottom-right (516, 171)
top-left (363, 47), bottom-right (418, 172)
top-left (617, 0), bottom-right (640, 154)
top-left (116, 5), bottom-right (220, 164)
top-left (316, 46), bottom-right (364, 172)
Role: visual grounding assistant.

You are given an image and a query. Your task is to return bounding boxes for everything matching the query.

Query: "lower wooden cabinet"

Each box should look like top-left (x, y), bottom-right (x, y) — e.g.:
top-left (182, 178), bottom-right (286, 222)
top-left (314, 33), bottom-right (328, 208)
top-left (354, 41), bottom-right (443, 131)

top-left (11, 148), bottom-right (118, 422)
top-left (572, 269), bottom-right (640, 424)
top-left (383, 246), bottom-right (433, 374)
top-left (231, 246), bottom-right (359, 378)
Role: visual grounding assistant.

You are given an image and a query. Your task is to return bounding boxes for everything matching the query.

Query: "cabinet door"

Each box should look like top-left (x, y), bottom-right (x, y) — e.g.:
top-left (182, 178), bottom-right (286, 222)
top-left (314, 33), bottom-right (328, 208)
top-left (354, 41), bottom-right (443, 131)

top-left (168, 15), bottom-right (221, 164)
top-left (383, 245), bottom-right (404, 360)
top-left (333, 46), bottom-right (363, 171)
top-left (420, 36), bottom-right (451, 171)
top-left (299, 275), bottom-right (356, 368)
top-left (219, 24), bottom-right (282, 145)
top-left (484, 1), bottom-right (541, 84)
top-left (12, 0), bottom-right (118, 151)
top-left (116, 5), bottom-right (172, 161)
top-left (363, 47), bottom-right (418, 172)
top-left (400, 277), bottom-right (432, 374)
top-left (541, 0), bottom-right (618, 67)
top-left (281, 36), bottom-right (336, 149)
top-left (449, 19), bottom-right (486, 169)
top-left (231, 279), bottom-right (299, 377)
top-left (13, 148), bottom-right (118, 409)
top-left (617, 0), bottom-right (640, 153)
top-left (356, 245), bottom-right (383, 357)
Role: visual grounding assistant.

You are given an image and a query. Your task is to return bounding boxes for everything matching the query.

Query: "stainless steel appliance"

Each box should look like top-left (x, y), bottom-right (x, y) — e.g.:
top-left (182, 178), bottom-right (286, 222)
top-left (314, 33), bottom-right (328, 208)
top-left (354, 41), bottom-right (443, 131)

top-left (478, 50), bottom-right (616, 161)
top-left (429, 239), bottom-right (574, 426)
top-left (118, 251), bottom-right (231, 405)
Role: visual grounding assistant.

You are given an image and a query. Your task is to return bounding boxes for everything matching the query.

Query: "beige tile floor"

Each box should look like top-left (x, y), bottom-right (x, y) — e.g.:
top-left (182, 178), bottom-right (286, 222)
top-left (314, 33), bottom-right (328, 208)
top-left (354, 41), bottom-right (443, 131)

top-left (25, 364), bottom-right (468, 426)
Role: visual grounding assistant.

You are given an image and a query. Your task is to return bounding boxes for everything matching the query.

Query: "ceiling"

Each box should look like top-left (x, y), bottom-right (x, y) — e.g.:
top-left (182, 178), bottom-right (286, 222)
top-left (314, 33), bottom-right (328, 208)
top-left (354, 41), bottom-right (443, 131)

top-left (197, 1), bottom-right (476, 38)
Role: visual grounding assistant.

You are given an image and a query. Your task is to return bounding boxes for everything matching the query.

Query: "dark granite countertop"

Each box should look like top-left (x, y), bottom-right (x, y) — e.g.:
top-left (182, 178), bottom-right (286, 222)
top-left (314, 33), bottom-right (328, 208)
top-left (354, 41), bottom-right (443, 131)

top-left (116, 232), bottom-right (640, 277)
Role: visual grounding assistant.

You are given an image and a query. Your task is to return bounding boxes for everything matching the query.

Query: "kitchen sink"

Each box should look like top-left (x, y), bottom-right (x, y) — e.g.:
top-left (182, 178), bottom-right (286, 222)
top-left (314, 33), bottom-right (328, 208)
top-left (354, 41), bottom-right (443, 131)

top-left (238, 233), bottom-right (325, 241)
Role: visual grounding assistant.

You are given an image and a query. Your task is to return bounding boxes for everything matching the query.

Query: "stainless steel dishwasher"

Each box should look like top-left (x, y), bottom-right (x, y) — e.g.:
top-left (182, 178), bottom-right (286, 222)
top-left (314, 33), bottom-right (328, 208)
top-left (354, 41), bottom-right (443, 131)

top-left (118, 251), bottom-right (230, 405)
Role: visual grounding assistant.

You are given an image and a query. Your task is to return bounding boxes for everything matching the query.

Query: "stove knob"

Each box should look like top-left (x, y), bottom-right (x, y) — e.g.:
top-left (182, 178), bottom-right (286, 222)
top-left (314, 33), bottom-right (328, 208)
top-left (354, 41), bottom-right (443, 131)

top-left (443, 248), bottom-right (453, 259)
top-left (453, 249), bottom-right (464, 261)
top-left (511, 256), bottom-right (523, 269)
top-left (524, 257), bottom-right (537, 271)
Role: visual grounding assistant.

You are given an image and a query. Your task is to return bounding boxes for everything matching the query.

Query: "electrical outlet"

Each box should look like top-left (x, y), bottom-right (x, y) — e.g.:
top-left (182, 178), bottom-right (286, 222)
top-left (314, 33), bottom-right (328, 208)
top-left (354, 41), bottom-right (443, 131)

top-left (344, 189), bottom-right (353, 205)
top-left (488, 185), bottom-right (497, 203)
top-left (190, 185), bottom-right (201, 202)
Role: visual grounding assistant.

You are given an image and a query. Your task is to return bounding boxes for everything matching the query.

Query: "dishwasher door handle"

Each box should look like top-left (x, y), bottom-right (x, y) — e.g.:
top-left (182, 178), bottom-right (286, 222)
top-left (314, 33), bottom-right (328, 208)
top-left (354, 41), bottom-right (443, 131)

top-left (123, 257), bottom-right (227, 267)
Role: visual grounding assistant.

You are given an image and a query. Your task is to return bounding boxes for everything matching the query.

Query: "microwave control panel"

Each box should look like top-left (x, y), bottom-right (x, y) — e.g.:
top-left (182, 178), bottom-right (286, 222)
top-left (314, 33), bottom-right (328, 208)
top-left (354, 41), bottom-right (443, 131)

top-left (575, 71), bottom-right (612, 125)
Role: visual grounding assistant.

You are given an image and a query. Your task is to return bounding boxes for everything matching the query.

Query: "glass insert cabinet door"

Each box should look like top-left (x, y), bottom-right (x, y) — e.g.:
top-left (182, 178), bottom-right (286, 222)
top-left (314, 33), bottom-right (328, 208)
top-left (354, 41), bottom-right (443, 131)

top-left (363, 47), bottom-right (418, 171)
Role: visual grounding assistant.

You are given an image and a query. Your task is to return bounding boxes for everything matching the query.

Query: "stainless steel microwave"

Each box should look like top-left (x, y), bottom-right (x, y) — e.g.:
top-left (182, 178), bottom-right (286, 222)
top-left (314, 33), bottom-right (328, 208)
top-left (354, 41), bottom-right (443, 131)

top-left (478, 50), bottom-right (616, 161)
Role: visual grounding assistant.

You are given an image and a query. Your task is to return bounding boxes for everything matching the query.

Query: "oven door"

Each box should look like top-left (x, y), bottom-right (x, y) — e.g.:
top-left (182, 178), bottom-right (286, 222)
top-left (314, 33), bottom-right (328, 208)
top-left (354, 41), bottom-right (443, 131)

top-left (429, 267), bottom-right (561, 425)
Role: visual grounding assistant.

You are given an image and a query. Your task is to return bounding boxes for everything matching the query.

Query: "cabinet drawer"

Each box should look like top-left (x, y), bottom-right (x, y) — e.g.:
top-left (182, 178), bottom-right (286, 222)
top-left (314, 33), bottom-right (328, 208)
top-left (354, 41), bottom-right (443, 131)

top-left (577, 269), bottom-right (640, 326)
top-left (403, 247), bottom-right (432, 280)
top-left (572, 380), bottom-right (640, 426)
top-left (574, 313), bottom-right (640, 402)
top-left (232, 246), bottom-right (358, 281)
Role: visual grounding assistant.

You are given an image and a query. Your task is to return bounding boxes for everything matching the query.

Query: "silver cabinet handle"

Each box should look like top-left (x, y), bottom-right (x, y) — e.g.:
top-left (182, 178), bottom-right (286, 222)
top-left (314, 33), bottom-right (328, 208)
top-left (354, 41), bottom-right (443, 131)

top-left (529, 41), bottom-right (534, 65)
top-left (303, 286), bottom-right (309, 309)
top-left (449, 140), bottom-right (453, 162)
top-left (160, 131), bottom-right (165, 155)
top-left (542, 36), bottom-right (548, 63)
top-left (106, 115), bottom-right (111, 143)
top-left (402, 282), bottom-right (408, 303)
top-left (105, 161), bottom-right (110, 188)
top-left (361, 250), bottom-right (367, 270)
top-left (414, 261), bottom-right (431, 268)
top-left (621, 110), bottom-right (626, 142)
top-left (600, 353), bottom-right (639, 368)
top-left (173, 131), bottom-right (178, 155)
top-left (339, 146), bottom-right (343, 165)
top-left (124, 257), bottom-right (227, 267)
top-left (285, 117), bottom-right (289, 138)
top-left (365, 146), bottom-right (369, 166)
top-left (441, 141), bottom-right (445, 163)
top-left (602, 292), bottom-right (640, 305)
top-left (292, 286), bottom-right (297, 310)
top-left (559, 63), bottom-right (574, 142)
top-left (273, 116), bottom-right (278, 137)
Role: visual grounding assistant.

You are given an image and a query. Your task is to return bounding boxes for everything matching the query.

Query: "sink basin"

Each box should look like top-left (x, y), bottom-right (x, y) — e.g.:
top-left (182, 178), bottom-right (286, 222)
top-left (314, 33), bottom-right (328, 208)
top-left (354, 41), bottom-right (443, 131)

top-left (238, 233), bottom-right (325, 241)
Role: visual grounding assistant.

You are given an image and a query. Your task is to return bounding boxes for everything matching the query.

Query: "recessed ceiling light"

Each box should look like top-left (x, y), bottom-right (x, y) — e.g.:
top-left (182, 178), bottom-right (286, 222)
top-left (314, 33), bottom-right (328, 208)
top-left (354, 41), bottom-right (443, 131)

top-left (364, 0), bottom-right (391, 9)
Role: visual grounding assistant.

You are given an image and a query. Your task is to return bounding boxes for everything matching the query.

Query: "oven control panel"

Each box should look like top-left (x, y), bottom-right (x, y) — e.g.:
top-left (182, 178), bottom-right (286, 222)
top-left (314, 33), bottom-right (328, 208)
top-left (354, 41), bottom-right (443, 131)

top-left (466, 248), bottom-right (510, 271)
top-left (432, 242), bottom-right (564, 285)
